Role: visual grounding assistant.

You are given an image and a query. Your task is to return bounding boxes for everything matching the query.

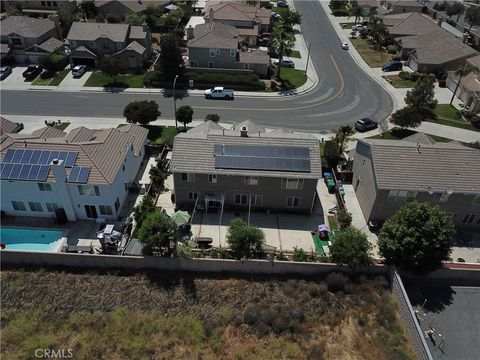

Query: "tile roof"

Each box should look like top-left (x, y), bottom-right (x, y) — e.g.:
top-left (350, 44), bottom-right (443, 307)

top-left (401, 132), bottom-right (435, 145)
top-left (386, 12), bottom-right (438, 37)
top-left (357, 139), bottom-right (480, 193)
top-left (96, 0), bottom-right (170, 13)
top-left (31, 126), bottom-right (66, 138)
top-left (171, 121), bottom-right (322, 179)
top-left (0, 16), bottom-right (54, 38)
top-left (467, 55), bottom-right (480, 69)
top-left (129, 25), bottom-right (148, 39)
top-left (37, 37), bottom-right (64, 52)
top-left (117, 123), bottom-right (148, 156)
top-left (204, 1), bottom-right (271, 25)
top-left (460, 72), bottom-right (480, 93)
top-left (114, 41), bottom-right (146, 55)
top-left (0, 117), bottom-right (19, 135)
top-left (67, 22), bottom-right (129, 42)
top-left (0, 124), bottom-right (148, 185)
top-left (188, 22), bottom-right (239, 48)
top-left (239, 49), bottom-right (269, 64)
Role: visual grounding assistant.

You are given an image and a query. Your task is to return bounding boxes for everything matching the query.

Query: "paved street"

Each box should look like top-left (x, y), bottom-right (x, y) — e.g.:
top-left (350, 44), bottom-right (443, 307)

top-left (0, 0), bottom-right (394, 132)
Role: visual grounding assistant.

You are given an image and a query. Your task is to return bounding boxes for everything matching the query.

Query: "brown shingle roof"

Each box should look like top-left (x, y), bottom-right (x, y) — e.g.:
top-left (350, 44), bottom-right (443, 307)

top-left (0, 117), bottom-right (19, 135)
top-left (387, 12), bottom-right (438, 37)
top-left (67, 22), bottom-right (129, 42)
top-left (31, 126), bottom-right (66, 138)
top-left (188, 22), bottom-right (239, 49)
top-left (204, 2), bottom-right (271, 25)
top-left (96, 0), bottom-right (170, 13)
top-left (460, 72), bottom-right (480, 92)
top-left (239, 49), bottom-right (269, 64)
top-left (467, 55), bottom-right (480, 69)
top-left (0, 16), bottom-right (54, 38)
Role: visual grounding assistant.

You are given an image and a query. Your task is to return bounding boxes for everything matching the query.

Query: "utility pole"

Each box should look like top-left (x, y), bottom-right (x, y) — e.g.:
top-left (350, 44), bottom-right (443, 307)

top-left (173, 74), bottom-right (179, 129)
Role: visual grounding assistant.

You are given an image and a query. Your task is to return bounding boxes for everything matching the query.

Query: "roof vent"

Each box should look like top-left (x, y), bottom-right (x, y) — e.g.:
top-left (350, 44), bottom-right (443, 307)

top-left (52, 159), bottom-right (59, 165)
top-left (240, 126), bottom-right (248, 137)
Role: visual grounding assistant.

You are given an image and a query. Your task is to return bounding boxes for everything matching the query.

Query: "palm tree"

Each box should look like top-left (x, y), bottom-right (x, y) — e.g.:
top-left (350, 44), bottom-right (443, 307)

top-left (351, 4), bottom-right (363, 24)
top-left (271, 22), bottom-right (295, 80)
top-left (450, 64), bottom-right (475, 105)
top-left (334, 125), bottom-right (355, 154)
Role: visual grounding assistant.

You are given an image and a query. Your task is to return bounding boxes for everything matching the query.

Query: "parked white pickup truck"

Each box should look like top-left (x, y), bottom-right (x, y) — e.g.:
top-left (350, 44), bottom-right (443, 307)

top-left (204, 87), bottom-right (234, 100)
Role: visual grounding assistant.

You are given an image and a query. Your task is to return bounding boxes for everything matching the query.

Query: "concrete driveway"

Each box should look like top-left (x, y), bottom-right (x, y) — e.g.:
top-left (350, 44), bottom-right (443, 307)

top-left (57, 69), bottom-right (92, 89)
top-left (0, 66), bottom-right (32, 85)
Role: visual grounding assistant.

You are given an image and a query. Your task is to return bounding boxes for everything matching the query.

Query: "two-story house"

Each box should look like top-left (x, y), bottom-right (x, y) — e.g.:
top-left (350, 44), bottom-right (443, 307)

top-left (204, 1), bottom-right (271, 46)
top-left (3, 0), bottom-right (76, 16)
top-left (0, 124), bottom-right (148, 222)
top-left (187, 22), bottom-right (269, 76)
top-left (0, 15), bottom-right (63, 64)
top-left (67, 22), bottom-right (152, 70)
top-left (170, 120), bottom-right (322, 213)
top-left (447, 55), bottom-right (480, 113)
top-left (95, 0), bottom-right (171, 17)
top-left (352, 134), bottom-right (480, 229)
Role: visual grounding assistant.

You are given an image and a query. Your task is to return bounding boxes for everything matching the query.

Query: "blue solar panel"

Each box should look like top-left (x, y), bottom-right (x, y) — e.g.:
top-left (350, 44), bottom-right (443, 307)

top-left (77, 167), bottom-right (90, 183)
top-left (38, 151), bottom-right (50, 165)
top-left (0, 163), bottom-right (13, 178)
top-left (47, 151), bottom-right (60, 164)
top-left (27, 165), bottom-right (40, 180)
top-left (12, 149), bottom-right (24, 163)
top-left (68, 166), bottom-right (80, 182)
top-left (19, 164), bottom-right (32, 180)
top-left (65, 152), bottom-right (77, 167)
top-left (30, 150), bottom-right (41, 164)
top-left (58, 151), bottom-right (68, 161)
top-left (20, 149), bottom-right (33, 164)
top-left (37, 166), bottom-right (49, 181)
top-left (9, 164), bottom-right (22, 179)
top-left (3, 149), bottom-right (15, 163)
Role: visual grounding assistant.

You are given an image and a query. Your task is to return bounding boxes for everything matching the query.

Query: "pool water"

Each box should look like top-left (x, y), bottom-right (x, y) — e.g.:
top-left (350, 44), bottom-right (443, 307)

top-left (0, 227), bottom-right (64, 252)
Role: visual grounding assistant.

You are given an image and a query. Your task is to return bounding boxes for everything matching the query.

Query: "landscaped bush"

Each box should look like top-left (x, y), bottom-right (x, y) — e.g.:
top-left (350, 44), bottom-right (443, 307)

top-left (409, 72), bottom-right (420, 82)
top-left (469, 115), bottom-right (480, 129)
top-left (242, 303), bottom-right (259, 325)
top-left (325, 272), bottom-right (348, 292)
top-left (387, 45), bottom-right (397, 54)
top-left (106, 13), bottom-right (121, 23)
top-left (398, 71), bottom-right (410, 80)
top-left (391, 55), bottom-right (401, 61)
top-left (332, 10), bottom-right (349, 16)
top-left (292, 247), bottom-right (308, 262)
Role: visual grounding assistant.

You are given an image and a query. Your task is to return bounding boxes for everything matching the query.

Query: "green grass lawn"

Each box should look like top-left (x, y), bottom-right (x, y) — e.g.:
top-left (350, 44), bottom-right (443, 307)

top-left (426, 104), bottom-right (480, 132)
top-left (370, 128), bottom-right (452, 142)
top-left (32, 69), bottom-right (69, 86)
top-left (84, 72), bottom-right (145, 88)
top-left (54, 122), bottom-right (70, 131)
top-left (350, 38), bottom-right (391, 68)
top-left (288, 50), bottom-right (301, 58)
top-left (384, 75), bottom-right (415, 88)
top-left (272, 6), bottom-right (290, 18)
top-left (279, 67), bottom-right (306, 90)
top-left (340, 22), bottom-right (357, 29)
top-left (144, 125), bottom-right (185, 147)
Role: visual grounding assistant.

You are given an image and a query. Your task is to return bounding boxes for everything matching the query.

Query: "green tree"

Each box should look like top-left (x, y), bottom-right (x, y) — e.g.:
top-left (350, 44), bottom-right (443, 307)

top-left (324, 140), bottom-right (340, 168)
top-left (38, 54), bottom-right (68, 73)
top-left (271, 21), bottom-right (295, 79)
top-left (58, 1), bottom-right (80, 37)
top-left (123, 100), bottom-right (161, 125)
top-left (404, 75), bottom-right (438, 121)
top-left (100, 57), bottom-right (124, 83)
top-left (330, 226), bottom-right (372, 269)
top-left (333, 125), bottom-right (355, 154)
top-left (446, 1), bottom-right (464, 21)
top-left (106, 13), bottom-right (122, 23)
top-left (292, 247), bottom-right (308, 262)
top-left (95, 13), bottom-right (105, 23)
top-left (226, 218), bottom-right (264, 259)
top-left (176, 105), bottom-right (193, 129)
top-left (138, 209), bottom-right (177, 256)
top-left (149, 158), bottom-right (168, 194)
top-left (337, 209), bottom-right (352, 229)
top-left (283, 10), bottom-right (302, 32)
top-left (132, 195), bottom-right (155, 228)
top-left (124, 11), bottom-right (145, 25)
top-left (350, 3), bottom-right (363, 24)
top-left (79, 0), bottom-right (97, 19)
top-left (390, 106), bottom-right (423, 129)
top-left (205, 113), bottom-right (220, 123)
top-left (465, 5), bottom-right (480, 30)
top-left (378, 202), bottom-right (455, 274)
top-left (159, 32), bottom-right (183, 81)
top-left (450, 64), bottom-right (475, 105)
top-left (367, 16), bottom-right (387, 48)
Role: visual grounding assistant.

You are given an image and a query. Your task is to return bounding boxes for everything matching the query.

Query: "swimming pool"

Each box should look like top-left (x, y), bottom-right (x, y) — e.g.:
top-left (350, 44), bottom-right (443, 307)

top-left (0, 227), bottom-right (65, 252)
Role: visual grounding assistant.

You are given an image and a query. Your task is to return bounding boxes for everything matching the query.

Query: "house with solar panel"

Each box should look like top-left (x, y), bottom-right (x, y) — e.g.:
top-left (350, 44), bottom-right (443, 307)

top-left (0, 124), bottom-right (148, 221)
top-left (352, 134), bottom-right (480, 229)
top-left (170, 120), bottom-right (322, 213)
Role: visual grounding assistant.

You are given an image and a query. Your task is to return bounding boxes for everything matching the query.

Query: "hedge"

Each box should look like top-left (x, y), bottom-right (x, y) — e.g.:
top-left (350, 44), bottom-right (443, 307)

top-left (332, 10), bottom-right (349, 16)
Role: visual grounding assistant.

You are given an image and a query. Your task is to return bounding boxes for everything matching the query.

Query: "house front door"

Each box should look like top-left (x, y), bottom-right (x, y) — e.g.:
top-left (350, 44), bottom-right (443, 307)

top-left (84, 205), bottom-right (98, 219)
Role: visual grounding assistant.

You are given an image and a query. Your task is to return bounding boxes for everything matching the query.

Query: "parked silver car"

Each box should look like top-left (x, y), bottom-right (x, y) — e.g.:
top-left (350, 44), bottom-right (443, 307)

top-left (0, 66), bottom-right (13, 80)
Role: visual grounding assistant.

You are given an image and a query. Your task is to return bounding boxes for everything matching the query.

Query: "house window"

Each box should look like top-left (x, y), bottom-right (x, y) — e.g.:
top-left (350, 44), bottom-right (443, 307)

top-left (208, 174), bottom-right (217, 184)
top-left (47, 1), bottom-right (52, 6)
top-left (250, 195), bottom-right (263, 206)
top-left (77, 185), bottom-right (101, 196)
top-left (46, 202), bottom-right (59, 212)
top-left (29, 202), bottom-right (43, 212)
top-left (188, 192), bottom-right (198, 200)
top-left (11, 38), bottom-right (21, 46)
top-left (208, 61), bottom-right (214, 68)
top-left (11, 201), bottom-right (26, 211)
top-left (99, 205), bottom-right (113, 215)
top-left (216, 48), bottom-right (220, 54)
top-left (230, 49), bottom-right (236, 57)
top-left (128, 56), bottom-right (137, 67)
top-left (209, 48), bottom-right (216, 57)
top-left (244, 64), bottom-right (249, 70)
top-left (282, 178), bottom-right (304, 190)
top-left (70, 40), bottom-right (77, 48)
top-left (244, 176), bottom-right (258, 185)
top-left (234, 194), bottom-right (248, 205)
top-left (432, 192), bottom-right (450, 203)
top-left (181, 173), bottom-right (194, 182)
top-left (89, 41), bottom-right (97, 49)
top-left (387, 190), bottom-right (417, 202)
top-left (286, 197), bottom-right (300, 208)
top-left (115, 198), bottom-right (120, 212)
top-left (37, 183), bottom-right (52, 191)
top-left (53, 1), bottom-right (57, 6)
top-left (462, 214), bottom-right (475, 224)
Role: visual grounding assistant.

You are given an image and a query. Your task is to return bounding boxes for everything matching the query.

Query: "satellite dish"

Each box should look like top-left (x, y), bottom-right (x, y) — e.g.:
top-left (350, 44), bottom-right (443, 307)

top-left (427, 186), bottom-right (434, 195)
top-left (447, 188), bottom-right (454, 195)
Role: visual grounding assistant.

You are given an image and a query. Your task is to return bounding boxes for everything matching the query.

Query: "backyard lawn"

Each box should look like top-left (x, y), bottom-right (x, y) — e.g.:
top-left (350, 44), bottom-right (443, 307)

top-left (32, 69), bottom-right (69, 86)
top-left (426, 104), bottom-right (480, 132)
top-left (279, 67), bottom-right (306, 90)
top-left (54, 122), bottom-right (70, 131)
top-left (384, 75), bottom-right (415, 88)
top-left (350, 38), bottom-right (391, 68)
top-left (144, 125), bottom-right (184, 147)
top-left (84, 72), bottom-right (145, 88)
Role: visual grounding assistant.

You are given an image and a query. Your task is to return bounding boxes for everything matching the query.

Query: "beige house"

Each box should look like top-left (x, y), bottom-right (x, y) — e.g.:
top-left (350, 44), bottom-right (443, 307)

top-left (0, 15), bottom-right (63, 64)
top-left (3, 1), bottom-right (76, 16)
top-left (447, 55), bottom-right (480, 113)
top-left (171, 120), bottom-right (322, 213)
top-left (382, 0), bottom-right (424, 14)
top-left (187, 22), bottom-right (269, 76)
top-left (352, 135), bottom-right (480, 229)
top-left (95, 0), bottom-right (170, 17)
top-left (67, 22), bottom-right (152, 70)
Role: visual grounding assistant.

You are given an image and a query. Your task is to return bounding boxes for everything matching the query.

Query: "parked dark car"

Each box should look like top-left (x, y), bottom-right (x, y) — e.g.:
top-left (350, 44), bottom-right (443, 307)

top-left (0, 66), bottom-right (12, 80)
top-left (274, 59), bottom-right (295, 68)
top-left (22, 65), bottom-right (42, 80)
top-left (382, 61), bottom-right (403, 72)
top-left (354, 117), bottom-right (378, 132)
top-left (277, 1), bottom-right (289, 8)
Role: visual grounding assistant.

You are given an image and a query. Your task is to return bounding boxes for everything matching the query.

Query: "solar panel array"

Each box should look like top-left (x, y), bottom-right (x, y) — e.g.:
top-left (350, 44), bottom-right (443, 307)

top-left (0, 163), bottom-right (50, 181)
top-left (68, 166), bottom-right (91, 183)
top-left (3, 149), bottom-right (78, 167)
top-left (214, 144), bottom-right (311, 173)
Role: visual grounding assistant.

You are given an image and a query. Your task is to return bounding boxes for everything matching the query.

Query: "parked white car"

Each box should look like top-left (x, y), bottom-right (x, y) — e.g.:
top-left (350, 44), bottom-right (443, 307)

top-left (72, 65), bottom-right (87, 78)
top-left (341, 42), bottom-right (349, 50)
top-left (204, 87), bottom-right (234, 100)
top-left (352, 24), bottom-right (366, 32)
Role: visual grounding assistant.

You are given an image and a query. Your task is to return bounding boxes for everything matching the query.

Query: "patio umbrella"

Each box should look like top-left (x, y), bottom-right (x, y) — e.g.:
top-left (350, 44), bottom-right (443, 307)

top-left (170, 210), bottom-right (191, 226)
top-left (318, 224), bottom-right (330, 233)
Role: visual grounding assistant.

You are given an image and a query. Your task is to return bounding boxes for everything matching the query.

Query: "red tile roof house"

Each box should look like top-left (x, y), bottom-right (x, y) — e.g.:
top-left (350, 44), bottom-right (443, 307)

top-left (95, 0), bottom-right (171, 17)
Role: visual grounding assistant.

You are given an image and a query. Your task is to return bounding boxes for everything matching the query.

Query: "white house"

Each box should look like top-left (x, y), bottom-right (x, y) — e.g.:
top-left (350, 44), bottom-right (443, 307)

top-left (0, 124), bottom-right (148, 221)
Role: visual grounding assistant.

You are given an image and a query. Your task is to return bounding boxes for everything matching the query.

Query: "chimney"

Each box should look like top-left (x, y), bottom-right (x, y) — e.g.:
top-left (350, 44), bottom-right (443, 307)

top-left (209, 8), bottom-right (214, 23)
top-left (52, 14), bottom-right (63, 41)
top-left (240, 126), bottom-right (248, 137)
top-left (187, 25), bottom-right (194, 40)
top-left (50, 159), bottom-right (66, 182)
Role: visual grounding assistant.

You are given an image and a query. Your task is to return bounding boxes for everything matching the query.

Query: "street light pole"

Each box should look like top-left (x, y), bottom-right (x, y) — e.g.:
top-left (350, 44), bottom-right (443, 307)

top-left (305, 39), bottom-right (324, 75)
top-left (173, 74), bottom-right (179, 129)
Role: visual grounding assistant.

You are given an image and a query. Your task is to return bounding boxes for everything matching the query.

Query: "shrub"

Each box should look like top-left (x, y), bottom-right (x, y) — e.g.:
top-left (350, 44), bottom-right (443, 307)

top-left (325, 272), bottom-right (348, 292)
top-left (106, 13), bottom-right (121, 23)
top-left (271, 314), bottom-right (290, 333)
top-left (336, 209), bottom-right (352, 229)
top-left (409, 72), bottom-right (421, 82)
top-left (276, 251), bottom-right (288, 261)
top-left (292, 247), bottom-right (308, 262)
top-left (332, 10), bottom-right (349, 16)
top-left (470, 115), bottom-right (480, 129)
top-left (95, 13), bottom-right (105, 23)
top-left (204, 113), bottom-right (220, 123)
top-left (398, 71), bottom-right (410, 80)
top-left (357, 313), bottom-right (368, 327)
top-left (242, 303), bottom-right (259, 325)
top-left (391, 55), bottom-right (401, 61)
top-left (387, 45), bottom-right (397, 54)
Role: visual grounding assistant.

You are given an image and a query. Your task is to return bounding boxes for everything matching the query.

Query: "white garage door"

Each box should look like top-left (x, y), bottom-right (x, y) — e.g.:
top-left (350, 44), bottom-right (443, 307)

top-left (409, 58), bottom-right (418, 72)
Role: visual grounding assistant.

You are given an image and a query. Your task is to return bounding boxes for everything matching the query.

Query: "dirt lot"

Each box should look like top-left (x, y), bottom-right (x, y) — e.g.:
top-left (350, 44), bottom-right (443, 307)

top-left (1, 268), bottom-right (415, 360)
